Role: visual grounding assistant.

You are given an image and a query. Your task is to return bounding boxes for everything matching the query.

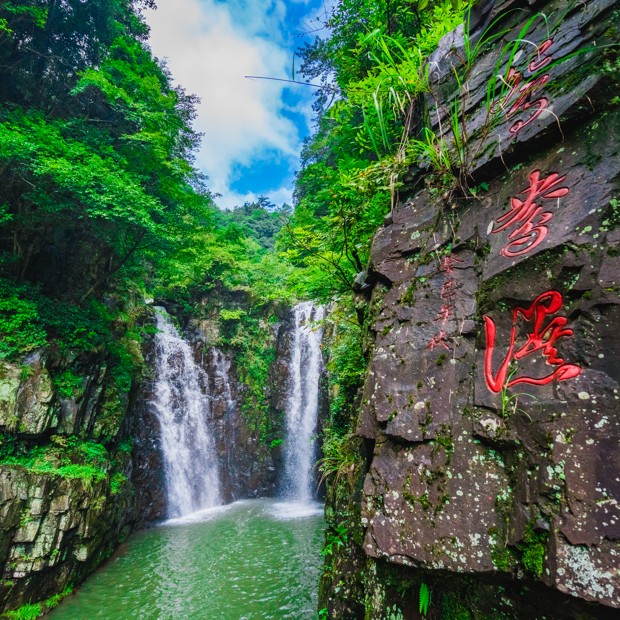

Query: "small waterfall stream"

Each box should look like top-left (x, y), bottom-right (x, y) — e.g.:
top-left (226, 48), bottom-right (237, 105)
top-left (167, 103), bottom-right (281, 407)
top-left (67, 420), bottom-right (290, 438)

top-left (282, 302), bottom-right (325, 503)
top-left (152, 307), bottom-right (220, 517)
top-left (209, 347), bottom-right (238, 496)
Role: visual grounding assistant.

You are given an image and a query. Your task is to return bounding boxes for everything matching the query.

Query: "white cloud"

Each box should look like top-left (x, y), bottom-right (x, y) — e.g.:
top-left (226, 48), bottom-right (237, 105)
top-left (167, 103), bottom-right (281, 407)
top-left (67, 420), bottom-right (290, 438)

top-left (216, 186), bottom-right (293, 212)
top-left (145, 0), bottom-right (309, 207)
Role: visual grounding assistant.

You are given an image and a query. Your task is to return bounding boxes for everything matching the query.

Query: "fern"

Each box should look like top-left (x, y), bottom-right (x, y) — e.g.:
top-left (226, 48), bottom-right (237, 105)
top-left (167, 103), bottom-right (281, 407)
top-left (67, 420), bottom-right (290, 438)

top-left (419, 582), bottom-right (431, 616)
top-left (3, 603), bottom-right (41, 620)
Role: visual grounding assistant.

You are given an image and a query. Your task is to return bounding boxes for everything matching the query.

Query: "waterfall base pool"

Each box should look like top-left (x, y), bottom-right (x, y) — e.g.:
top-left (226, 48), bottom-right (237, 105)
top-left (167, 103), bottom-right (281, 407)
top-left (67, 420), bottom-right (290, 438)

top-left (48, 499), bottom-right (325, 620)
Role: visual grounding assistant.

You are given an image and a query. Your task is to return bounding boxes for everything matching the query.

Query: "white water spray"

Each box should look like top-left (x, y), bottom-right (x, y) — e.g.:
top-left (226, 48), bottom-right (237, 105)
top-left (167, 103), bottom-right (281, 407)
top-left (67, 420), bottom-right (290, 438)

top-left (152, 308), bottom-right (220, 517)
top-left (282, 302), bottom-right (325, 503)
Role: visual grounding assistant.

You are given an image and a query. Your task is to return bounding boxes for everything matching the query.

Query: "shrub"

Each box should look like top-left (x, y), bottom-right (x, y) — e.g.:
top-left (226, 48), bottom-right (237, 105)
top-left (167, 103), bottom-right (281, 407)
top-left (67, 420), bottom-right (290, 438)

top-left (3, 603), bottom-right (41, 620)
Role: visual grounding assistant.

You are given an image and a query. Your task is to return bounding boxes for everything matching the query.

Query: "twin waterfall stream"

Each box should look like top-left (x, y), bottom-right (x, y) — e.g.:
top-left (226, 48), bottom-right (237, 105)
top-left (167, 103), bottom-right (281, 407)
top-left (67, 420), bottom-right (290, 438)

top-left (155, 301), bottom-right (325, 517)
top-left (49, 303), bottom-right (326, 620)
top-left (282, 302), bottom-right (326, 504)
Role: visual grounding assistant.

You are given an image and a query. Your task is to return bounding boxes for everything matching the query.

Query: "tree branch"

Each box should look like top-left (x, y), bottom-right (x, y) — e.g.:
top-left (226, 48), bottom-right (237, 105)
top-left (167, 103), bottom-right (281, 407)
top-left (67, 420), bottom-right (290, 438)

top-left (80, 229), bottom-right (146, 302)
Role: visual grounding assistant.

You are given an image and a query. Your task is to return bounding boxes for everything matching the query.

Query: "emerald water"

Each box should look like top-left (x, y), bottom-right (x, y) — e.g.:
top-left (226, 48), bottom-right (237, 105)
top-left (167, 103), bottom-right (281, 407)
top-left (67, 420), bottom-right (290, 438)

top-left (48, 499), bottom-right (324, 620)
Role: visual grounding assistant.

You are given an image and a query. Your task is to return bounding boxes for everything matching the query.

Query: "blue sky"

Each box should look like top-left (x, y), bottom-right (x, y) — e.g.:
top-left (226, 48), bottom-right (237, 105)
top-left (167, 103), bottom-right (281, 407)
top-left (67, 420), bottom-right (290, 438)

top-left (145, 0), bottom-right (330, 210)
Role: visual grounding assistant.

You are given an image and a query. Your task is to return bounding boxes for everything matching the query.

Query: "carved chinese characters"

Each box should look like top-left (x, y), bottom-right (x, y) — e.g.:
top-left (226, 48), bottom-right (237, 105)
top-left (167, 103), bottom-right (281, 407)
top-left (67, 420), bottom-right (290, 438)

top-left (483, 291), bottom-right (582, 393)
top-left (494, 39), bottom-right (554, 135)
top-left (427, 255), bottom-right (463, 350)
top-left (490, 170), bottom-right (570, 257)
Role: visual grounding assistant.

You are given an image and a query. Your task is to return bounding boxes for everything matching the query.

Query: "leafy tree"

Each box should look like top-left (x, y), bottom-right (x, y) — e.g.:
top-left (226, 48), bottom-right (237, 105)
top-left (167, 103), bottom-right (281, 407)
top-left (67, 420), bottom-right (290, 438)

top-left (0, 1), bottom-right (214, 304)
top-left (218, 196), bottom-right (290, 250)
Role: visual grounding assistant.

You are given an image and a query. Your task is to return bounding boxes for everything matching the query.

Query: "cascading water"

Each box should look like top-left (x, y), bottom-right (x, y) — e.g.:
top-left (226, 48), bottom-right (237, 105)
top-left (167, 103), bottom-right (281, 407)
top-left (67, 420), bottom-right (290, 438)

top-left (152, 307), bottom-right (220, 517)
top-left (282, 302), bottom-right (325, 503)
top-left (209, 348), bottom-right (234, 418)
top-left (208, 347), bottom-right (238, 495)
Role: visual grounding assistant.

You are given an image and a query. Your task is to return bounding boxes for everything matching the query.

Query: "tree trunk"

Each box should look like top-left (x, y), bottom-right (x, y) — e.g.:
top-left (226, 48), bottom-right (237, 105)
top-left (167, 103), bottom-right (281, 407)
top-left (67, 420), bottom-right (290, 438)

top-left (80, 229), bottom-right (146, 302)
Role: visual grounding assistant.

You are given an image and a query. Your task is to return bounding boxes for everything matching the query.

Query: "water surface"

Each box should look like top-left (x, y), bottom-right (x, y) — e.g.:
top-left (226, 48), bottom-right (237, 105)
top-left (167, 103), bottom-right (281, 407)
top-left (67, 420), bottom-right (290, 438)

top-left (49, 499), bottom-right (324, 620)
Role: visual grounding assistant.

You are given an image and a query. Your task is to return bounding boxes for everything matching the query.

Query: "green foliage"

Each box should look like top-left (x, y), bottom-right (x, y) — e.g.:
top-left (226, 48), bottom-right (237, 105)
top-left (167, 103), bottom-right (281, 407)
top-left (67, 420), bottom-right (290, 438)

top-left (281, 1), bottom-right (468, 310)
top-left (217, 196), bottom-right (290, 250)
top-left (321, 524), bottom-right (348, 556)
top-left (0, 435), bottom-right (111, 485)
top-left (0, 0), bottom-right (218, 309)
top-left (324, 306), bottom-right (365, 427)
top-left (220, 309), bottom-right (247, 321)
top-left (381, 605), bottom-right (404, 620)
top-left (110, 472), bottom-right (127, 495)
top-left (0, 292), bottom-right (46, 360)
top-left (117, 437), bottom-right (134, 454)
top-left (2, 603), bottom-right (41, 620)
top-left (317, 426), bottom-right (359, 489)
top-left (279, 157), bottom-right (388, 304)
top-left (521, 542), bottom-right (545, 577)
top-left (491, 542), bottom-right (515, 573)
top-left (0, 277), bottom-right (106, 361)
top-left (517, 523), bottom-right (548, 577)
top-left (54, 370), bottom-right (83, 399)
top-left (45, 584), bottom-right (73, 610)
top-left (231, 315), bottom-right (279, 444)
top-left (500, 368), bottom-right (535, 420)
top-left (316, 302), bottom-right (364, 488)
top-left (419, 582), bottom-right (431, 616)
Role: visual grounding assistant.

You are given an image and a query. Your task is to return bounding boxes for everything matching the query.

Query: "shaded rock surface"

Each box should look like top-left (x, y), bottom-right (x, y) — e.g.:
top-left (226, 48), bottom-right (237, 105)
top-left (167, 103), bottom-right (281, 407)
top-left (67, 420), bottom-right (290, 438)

top-left (0, 345), bottom-right (137, 613)
top-left (0, 464), bottom-right (133, 613)
top-left (321, 0), bottom-right (620, 617)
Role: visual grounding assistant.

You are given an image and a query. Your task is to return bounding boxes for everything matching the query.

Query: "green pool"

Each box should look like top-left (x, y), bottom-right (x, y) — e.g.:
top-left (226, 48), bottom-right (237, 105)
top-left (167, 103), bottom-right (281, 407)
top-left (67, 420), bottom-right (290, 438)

top-left (48, 499), bottom-right (325, 620)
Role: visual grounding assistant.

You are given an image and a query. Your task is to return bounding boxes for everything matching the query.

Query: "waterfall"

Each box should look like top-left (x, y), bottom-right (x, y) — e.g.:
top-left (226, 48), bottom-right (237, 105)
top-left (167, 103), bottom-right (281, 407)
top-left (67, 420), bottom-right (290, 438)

top-left (209, 347), bottom-right (237, 497)
top-left (282, 302), bottom-right (325, 503)
top-left (209, 348), bottom-right (234, 418)
top-left (152, 307), bottom-right (220, 517)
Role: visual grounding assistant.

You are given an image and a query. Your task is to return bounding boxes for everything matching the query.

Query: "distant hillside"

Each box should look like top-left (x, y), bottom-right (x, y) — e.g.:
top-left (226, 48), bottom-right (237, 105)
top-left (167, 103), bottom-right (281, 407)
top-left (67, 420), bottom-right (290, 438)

top-left (218, 196), bottom-right (291, 250)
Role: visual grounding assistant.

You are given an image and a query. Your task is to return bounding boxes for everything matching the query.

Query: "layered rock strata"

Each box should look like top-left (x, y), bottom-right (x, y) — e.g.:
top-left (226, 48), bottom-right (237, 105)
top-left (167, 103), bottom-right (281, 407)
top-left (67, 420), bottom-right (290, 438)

top-left (0, 348), bottom-right (136, 612)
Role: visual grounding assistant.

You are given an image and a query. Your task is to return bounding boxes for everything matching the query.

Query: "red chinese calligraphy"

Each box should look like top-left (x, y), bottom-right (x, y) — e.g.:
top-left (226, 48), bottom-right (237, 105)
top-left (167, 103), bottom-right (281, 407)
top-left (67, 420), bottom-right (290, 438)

top-left (433, 305), bottom-right (455, 325)
top-left (483, 291), bottom-right (582, 393)
top-left (429, 256), bottom-right (463, 351)
top-left (428, 331), bottom-right (450, 350)
top-left (491, 170), bottom-right (570, 257)
top-left (528, 38), bottom-right (554, 72)
top-left (440, 280), bottom-right (457, 300)
top-left (440, 255), bottom-right (463, 274)
top-left (494, 39), bottom-right (554, 134)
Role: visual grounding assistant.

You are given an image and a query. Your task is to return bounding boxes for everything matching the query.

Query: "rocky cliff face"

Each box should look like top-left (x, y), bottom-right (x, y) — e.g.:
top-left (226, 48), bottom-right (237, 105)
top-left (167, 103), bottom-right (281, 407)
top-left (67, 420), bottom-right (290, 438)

top-left (0, 347), bottom-right (138, 613)
top-left (321, 0), bottom-right (620, 617)
top-left (0, 464), bottom-right (133, 613)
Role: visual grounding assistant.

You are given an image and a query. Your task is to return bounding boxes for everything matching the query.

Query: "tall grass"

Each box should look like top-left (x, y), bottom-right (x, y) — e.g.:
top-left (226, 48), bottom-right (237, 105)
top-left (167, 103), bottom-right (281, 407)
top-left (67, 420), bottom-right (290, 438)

top-left (357, 3), bottom-right (609, 195)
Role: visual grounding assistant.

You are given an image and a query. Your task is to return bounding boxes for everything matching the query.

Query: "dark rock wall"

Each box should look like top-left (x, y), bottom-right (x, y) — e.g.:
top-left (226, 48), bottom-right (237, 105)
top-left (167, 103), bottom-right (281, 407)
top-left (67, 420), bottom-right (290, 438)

top-left (0, 464), bottom-right (134, 614)
top-left (321, 1), bottom-right (620, 618)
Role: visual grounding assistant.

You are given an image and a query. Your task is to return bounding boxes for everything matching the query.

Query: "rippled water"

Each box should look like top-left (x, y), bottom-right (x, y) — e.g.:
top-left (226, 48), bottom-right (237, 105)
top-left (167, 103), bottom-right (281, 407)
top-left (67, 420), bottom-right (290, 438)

top-left (48, 499), bottom-right (324, 620)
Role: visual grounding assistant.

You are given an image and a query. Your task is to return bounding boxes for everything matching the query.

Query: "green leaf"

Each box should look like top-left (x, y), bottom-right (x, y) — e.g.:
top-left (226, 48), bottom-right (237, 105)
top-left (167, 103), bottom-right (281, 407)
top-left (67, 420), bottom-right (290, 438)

top-left (419, 582), bottom-right (431, 616)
